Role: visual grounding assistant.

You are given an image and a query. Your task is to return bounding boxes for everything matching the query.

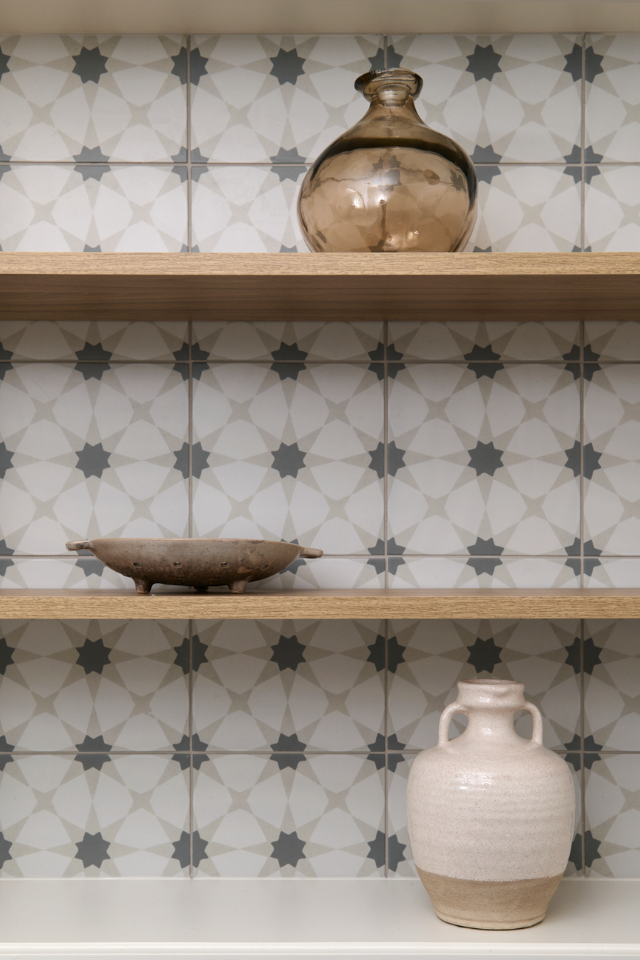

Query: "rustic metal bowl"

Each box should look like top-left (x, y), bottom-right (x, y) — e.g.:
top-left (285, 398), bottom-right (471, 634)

top-left (66, 538), bottom-right (323, 594)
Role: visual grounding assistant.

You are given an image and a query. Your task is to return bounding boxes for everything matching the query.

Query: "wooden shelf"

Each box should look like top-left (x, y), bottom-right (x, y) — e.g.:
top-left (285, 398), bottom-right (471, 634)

top-left (3, 252), bottom-right (640, 324)
top-left (2, 588), bottom-right (640, 619)
top-left (4, 0), bottom-right (640, 37)
top-left (0, 877), bottom-right (636, 957)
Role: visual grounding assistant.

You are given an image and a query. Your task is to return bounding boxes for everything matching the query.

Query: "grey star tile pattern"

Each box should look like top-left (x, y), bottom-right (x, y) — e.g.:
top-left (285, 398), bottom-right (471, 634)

top-left (0, 165), bottom-right (187, 251)
top-left (386, 619), bottom-right (581, 751)
top-left (0, 558), bottom-right (133, 590)
top-left (0, 363), bottom-right (189, 554)
top-left (585, 320), bottom-right (640, 362)
top-left (468, 166), bottom-right (581, 252)
top-left (388, 753), bottom-right (581, 878)
top-left (192, 753), bottom-right (385, 876)
top-left (0, 35), bottom-right (187, 161)
top-left (191, 165), bottom-right (305, 252)
top-left (0, 754), bottom-right (190, 876)
top-left (387, 364), bottom-right (580, 556)
top-left (583, 366), bottom-right (640, 555)
top-left (190, 35), bottom-right (380, 163)
top-left (192, 363), bottom-right (384, 553)
top-left (583, 620), bottom-right (640, 751)
top-left (192, 321), bottom-right (383, 362)
top-left (0, 619), bottom-right (188, 750)
top-left (585, 166), bottom-right (640, 251)
top-left (0, 321), bottom-right (188, 362)
top-left (254, 558), bottom-right (385, 592)
top-left (388, 557), bottom-right (581, 589)
top-left (584, 755), bottom-right (640, 877)
top-left (192, 619), bottom-right (384, 751)
top-left (585, 35), bottom-right (640, 162)
top-left (388, 321), bottom-right (579, 363)
top-left (584, 559), bottom-right (640, 588)
top-left (390, 34), bottom-right (581, 162)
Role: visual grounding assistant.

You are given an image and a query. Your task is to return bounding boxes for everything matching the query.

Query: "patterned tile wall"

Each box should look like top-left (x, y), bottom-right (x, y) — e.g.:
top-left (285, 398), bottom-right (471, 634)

top-left (3, 32), bottom-right (640, 252)
top-left (1, 32), bottom-right (640, 880)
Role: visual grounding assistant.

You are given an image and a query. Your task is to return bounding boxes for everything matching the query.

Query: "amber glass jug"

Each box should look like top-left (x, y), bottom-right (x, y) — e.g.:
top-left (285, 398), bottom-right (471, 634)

top-left (297, 68), bottom-right (477, 253)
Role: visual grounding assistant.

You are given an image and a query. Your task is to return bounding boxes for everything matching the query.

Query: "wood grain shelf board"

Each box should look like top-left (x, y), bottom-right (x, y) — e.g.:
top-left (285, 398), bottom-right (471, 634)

top-left (2, 589), bottom-right (640, 619)
top-left (5, 0), bottom-right (640, 38)
top-left (3, 252), bottom-right (640, 323)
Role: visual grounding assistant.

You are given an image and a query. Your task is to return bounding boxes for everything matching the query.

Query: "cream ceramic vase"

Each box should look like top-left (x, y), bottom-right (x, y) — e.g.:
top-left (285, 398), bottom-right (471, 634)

top-left (406, 679), bottom-right (575, 930)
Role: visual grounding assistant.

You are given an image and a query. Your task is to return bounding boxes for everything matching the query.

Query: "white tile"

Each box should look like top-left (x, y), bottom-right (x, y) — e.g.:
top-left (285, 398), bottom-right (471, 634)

top-left (0, 35), bottom-right (187, 161)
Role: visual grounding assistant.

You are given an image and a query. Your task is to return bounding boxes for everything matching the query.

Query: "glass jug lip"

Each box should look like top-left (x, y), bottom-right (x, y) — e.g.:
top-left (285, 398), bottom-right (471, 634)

top-left (355, 68), bottom-right (423, 101)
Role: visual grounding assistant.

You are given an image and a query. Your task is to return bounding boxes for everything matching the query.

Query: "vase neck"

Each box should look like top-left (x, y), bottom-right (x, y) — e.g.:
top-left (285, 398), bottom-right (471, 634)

top-left (463, 706), bottom-right (522, 744)
top-left (364, 97), bottom-right (423, 122)
top-left (455, 679), bottom-right (527, 745)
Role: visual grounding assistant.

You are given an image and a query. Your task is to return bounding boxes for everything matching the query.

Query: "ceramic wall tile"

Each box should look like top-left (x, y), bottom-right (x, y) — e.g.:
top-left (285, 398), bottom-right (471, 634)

top-left (389, 557), bottom-right (581, 588)
top-left (585, 35), bottom-right (640, 163)
top-left (0, 165), bottom-right (187, 252)
top-left (192, 619), bottom-right (383, 751)
top-left (192, 363), bottom-right (384, 553)
top-left (190, 35), bottom-right (380, 163)
top-left (388, 321), bottom-right (580, 363)
top-left (191, 165), bottom-right (305, 253)
top-left (0, 754), bottom-right (190, 876)
top-left (391, 34), bottom-right (581, 163)
top-left (584, 620), bottom-right (640, 751)
top-left (388, 753), bottom-right (582, 878)
top-left (467, 166), bottom-right (581, 252)
top-left (585, 321), bottom-right (640, 363)
top-left (387, 364), bottom-right (580, 556)
top-left (584, 559), bottom-right (640, 588)
top-left (192, 321), bottom-right (384, 363)
top-left (0, 619), bottom-right (188, 751)
top-left (0, 558), bottom-right (131, 589)
top-left (0, 363), bottom-right (189, 554)
top-left (0, 35), bottom-right (187, 162)
top-left (584, 365), bottom-right (640, 555)
top-left (0, 320), bottom-right (188, 363)
top-left (584, 755), bottom-right (640, 877)
top-left (585, 166), bottom-right (640, 251)
top-left (259, 558), bottom-right (385, 591)
top-left (0, 556), bottom-right (385, 592)
top-left (193, 753), bottom-right (385, 876)
top-left (386, 619), bottom-right (581, 751)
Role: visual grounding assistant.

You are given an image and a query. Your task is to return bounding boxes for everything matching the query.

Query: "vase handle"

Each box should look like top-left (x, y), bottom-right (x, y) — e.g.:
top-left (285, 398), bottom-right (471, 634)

top-left (524, 700), bottom-right (544, 745)
top-left (438, 701), bottom-right (468, 747)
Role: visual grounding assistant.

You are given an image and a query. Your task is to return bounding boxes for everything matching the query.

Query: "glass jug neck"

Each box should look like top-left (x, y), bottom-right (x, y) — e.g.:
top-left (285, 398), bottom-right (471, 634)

top-left (365, 96), bottom-right (423, 122)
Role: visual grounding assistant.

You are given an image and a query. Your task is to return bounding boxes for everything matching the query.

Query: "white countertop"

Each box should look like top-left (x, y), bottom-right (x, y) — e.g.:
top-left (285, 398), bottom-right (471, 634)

top-left (0, 877), bottom-right (637, 958)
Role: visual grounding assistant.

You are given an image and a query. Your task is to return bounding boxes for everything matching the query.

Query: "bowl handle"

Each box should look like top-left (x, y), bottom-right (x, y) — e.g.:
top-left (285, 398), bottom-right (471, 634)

top-left (299, 547), bottom-right (323, 558)
top-left (66, 540), bottom-right (92, 552)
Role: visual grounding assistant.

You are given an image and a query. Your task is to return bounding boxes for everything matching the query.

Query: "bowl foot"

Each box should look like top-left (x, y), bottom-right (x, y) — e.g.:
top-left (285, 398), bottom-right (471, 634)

top-left (193, 585), bottom-right (209, 593)
top-left (228, 580), bottom-right (249, 594)
top-left (134, 579), bottom-right (153, 595)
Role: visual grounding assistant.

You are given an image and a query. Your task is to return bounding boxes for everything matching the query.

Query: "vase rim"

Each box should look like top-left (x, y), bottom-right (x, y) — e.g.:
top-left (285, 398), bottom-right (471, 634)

top-left (355, 68), bottom-right (423, 101)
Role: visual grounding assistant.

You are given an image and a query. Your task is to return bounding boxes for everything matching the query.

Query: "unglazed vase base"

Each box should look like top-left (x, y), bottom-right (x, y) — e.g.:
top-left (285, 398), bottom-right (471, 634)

top-left (417, 868), bottom-right (563, 930)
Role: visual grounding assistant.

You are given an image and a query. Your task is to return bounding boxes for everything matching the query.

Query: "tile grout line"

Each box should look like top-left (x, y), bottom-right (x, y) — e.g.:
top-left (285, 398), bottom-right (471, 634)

top-left (187, 34), bottom-right (193, 253)
top-left (581, 33), bottom-right (586, 252)
top-left (580, 616), bottom-right (586, 877)
top-left (580, 319), bottom-right (585, 588)
top-left (7, 748), bottom-right (638, 758)
top-left (188, 617), bottom-right (194, 879)
top-left (9, 357), bottom-right (632, 366)
top-left (188, 321), bottom-right (194, 539)
top-left (384, 615), bottom-right (389, 879)
top-left (383, 321), bottom-right (389, 589)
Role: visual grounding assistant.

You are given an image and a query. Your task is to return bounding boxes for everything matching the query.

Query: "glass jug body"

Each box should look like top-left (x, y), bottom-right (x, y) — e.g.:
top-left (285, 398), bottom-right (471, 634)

top-left (297, 69), bottom-right (478, 253)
